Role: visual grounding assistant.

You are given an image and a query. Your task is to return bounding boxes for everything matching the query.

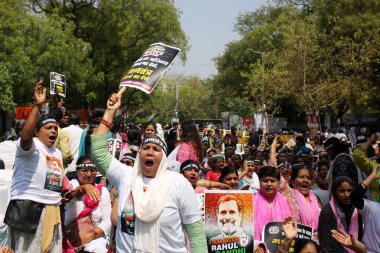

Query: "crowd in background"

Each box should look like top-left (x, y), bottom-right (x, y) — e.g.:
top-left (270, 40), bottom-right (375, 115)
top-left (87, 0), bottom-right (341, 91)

top-left (0, 85), bottom-right (379, 253)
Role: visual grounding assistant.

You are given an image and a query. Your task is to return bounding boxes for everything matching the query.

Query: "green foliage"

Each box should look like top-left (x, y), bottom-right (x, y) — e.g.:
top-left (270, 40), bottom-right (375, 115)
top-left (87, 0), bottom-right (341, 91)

top-left (0, 0), bottom-right (100, 107)
top-left (3, 0), bottom-right (188, 109)
top-left (212, 0), bottom-right (380, 120)
top-left (0, 63), bottom-right (15, 112)
top-left (146, 74), bottom-right (215, 123)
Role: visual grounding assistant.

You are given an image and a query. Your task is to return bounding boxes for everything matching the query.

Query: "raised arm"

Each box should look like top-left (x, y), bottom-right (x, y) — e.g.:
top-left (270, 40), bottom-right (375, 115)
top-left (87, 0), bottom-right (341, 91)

top-left (268, 135), bottom-right (279, 167)
top-left (20, 80), bottom-right (46, 151)
top-left (351, 165), bottom-right (380, 209)
top-left (91, 93), bottom-right (121, 176)
top-left (277, 217), bottom-right (297, 253)
top-left (353, 133), bottom-right (378, 176)
top-left (353, 133), bottom-right (379, 201)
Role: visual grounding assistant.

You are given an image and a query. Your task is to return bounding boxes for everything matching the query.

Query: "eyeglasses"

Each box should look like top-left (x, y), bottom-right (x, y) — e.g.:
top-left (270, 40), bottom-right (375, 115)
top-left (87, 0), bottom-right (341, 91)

top-left (78, 168), bottom-right (97, 174)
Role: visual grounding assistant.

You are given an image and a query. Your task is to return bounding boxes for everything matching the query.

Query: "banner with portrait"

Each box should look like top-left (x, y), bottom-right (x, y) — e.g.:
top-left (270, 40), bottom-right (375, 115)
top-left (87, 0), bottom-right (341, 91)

top-left (205, 190), bottom-right (254, 253)
top-left (263, 221), bottom-right (313, 253)
top-left (119, 42), bottom-right (180, 94)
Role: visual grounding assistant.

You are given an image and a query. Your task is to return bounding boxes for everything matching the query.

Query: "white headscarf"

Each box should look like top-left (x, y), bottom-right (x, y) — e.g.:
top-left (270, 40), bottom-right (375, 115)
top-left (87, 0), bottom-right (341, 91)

top-left (131, 136), bottom-right (176, 253)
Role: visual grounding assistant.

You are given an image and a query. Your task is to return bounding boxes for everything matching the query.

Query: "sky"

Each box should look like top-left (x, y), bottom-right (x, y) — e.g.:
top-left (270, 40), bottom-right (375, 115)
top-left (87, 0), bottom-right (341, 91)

top-left (170, 0), bottom-right (269, 79)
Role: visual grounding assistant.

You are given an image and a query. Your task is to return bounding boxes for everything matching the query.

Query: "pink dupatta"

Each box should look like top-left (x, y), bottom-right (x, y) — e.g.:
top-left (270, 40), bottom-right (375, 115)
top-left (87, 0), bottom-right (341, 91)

top-left (63, 184), bottom-right (103, 253)
top-left (294, 190), bottom-right (320, 231)
top-left (76, 184), bottom-right (103, 219)
top-left (254, 190), bottom-right (291, 240)
top-left (329, 198), bottom-right (359, 253)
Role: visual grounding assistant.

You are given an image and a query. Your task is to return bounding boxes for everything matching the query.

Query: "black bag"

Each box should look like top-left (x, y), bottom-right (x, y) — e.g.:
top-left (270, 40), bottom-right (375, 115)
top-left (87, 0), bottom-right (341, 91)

top-left (4, 199), bottom-right (44, 233)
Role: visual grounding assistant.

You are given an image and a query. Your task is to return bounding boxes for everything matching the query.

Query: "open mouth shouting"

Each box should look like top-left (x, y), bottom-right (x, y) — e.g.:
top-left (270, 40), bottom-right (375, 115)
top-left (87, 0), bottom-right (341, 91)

top-left (48, 135), bottom-right (57, 144)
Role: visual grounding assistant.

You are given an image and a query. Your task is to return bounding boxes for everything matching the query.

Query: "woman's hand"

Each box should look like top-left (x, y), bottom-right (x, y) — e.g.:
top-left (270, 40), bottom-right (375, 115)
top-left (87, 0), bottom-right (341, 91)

top-left (62, 189), bottom-right (79, 203)
top-left (107, 93), bottom-right (121, 112)
top-left (370, 165), bottom-right (380, 180)
top-left (282, 217), bottom-right (298, 240)
top-left (331, 230), bottom-right (354, 249)
top-left (331, 230), bottom-right (367, 253)
top-left (81, 184), bottom-right (101, 201)
top-left (33, 80), bottom-right (46, 106)
top-left (0, 246), bottom-right (14, 253)
top-left (216, 182), bottom-right (232, 190)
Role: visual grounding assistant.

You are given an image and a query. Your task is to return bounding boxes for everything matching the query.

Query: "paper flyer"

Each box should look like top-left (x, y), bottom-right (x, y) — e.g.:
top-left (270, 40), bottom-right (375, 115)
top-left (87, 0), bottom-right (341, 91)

top-left (108, 139), bottom-right (122, 159)
top-left (50, 72), bottom-right (66, 97)
top-left (205, 190), bottom-right (254, 253)
top-left (119, 42), bottom-right (180, 94)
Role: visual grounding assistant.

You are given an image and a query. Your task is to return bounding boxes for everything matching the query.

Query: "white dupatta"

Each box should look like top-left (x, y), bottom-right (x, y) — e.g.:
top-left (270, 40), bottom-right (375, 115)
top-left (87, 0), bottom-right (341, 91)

top-left (131, 151), bottom-right (176, 253)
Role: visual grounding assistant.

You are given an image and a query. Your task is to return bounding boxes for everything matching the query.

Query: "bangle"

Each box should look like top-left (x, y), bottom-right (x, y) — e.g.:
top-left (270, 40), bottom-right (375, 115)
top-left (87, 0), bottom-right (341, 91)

top-left (100, 118), bottom-right (112, 129)
top-left (361, 181), bottom-right (368, 189)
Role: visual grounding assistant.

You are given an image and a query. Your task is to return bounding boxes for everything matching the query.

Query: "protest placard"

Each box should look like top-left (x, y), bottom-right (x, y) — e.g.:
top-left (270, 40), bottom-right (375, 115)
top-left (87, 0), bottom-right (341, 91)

top-left (263, 222), bottom-right (313, 253)
top-left (108, 139), bottom-right (122, 159)
top-left (119, 43), bottom-right (180, 94)
top-left (50, 72), bottom-right (66, 97)
top-left (205, 190), bottom-right (254, 253)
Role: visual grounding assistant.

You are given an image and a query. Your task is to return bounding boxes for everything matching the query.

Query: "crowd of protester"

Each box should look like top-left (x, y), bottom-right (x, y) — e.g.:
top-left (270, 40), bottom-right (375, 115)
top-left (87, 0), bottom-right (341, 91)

top-left (0, 83), bottom-right (379, 253)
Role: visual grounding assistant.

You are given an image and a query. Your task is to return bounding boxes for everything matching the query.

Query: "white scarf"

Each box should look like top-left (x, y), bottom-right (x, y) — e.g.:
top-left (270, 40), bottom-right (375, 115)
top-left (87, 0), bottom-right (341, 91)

top-left (131, 151), bottom-right (176, 253)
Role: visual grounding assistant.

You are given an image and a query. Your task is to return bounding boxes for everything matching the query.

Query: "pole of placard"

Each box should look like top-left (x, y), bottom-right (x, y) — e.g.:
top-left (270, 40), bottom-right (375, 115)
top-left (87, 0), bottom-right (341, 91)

top-left (117, 87), bottom-right (127, 96)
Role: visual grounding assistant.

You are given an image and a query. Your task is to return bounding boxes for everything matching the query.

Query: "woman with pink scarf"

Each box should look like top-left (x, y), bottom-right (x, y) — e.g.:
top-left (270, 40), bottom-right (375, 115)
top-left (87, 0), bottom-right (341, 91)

top-left (254, 166), bottom-right (292, 241)
top-left (318, 176), bottom-right (362, 253)
top-left (281, 164), bottom-right (321, 235)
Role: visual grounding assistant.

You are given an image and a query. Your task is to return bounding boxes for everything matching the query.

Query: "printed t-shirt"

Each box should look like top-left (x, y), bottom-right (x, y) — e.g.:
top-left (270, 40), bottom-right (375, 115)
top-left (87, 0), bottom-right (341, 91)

top-left (106, 158), bottom-right (201, 253)
top-left (11, 138), bottom-right (63, 205)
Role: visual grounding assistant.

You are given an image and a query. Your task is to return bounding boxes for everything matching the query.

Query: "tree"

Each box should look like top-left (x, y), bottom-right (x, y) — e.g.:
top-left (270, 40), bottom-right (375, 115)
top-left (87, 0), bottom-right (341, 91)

top-left (0, 63), bottom-right (15, 112)
top-left (24, 0), bottom-right (189, 106)
top-left (146, 74), bottom-right (215, 123)
top-left (0, 0), bottom-right (100, 107)
top-left (212, 0), bottom-right (380, 125)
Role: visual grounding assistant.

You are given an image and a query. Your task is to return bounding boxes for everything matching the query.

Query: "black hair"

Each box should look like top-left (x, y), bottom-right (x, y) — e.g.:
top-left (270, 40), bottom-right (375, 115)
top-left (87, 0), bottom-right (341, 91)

top-left (290, 165), bottom-right (310, 187)
top-left (293, 239), bottom-right (320, 253)
top-left (180, 120), bottom-right (204, 161)
top-left (142, 121), bottom-right (157, 134)
top-left (219, 166), bottom-right (238, 183)
top-left (180, 160), bottom-right (200, 173)
top-left (48, 106), bottom-right (64, 121)
top-left (331, 176), bottom-right (354, 200)
top-left (324, 137), bottom-right (349, 159)
top-left (258, 166), bottom-right (281, 180)
top-left (85, 107), bottom-right (105, 156)
top-left (68, 112), bottom-right (81, 125)
top-left (127, 125), bottom-right (142, 146)
top-left (76, 155), bottom-right (92, 166)
top-left (295, 135), bottom-right (305, 144)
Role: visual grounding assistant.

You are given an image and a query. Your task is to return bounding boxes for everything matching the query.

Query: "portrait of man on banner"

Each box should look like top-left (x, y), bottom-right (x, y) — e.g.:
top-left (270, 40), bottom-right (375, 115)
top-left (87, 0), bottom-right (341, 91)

top-left (205, 191), bottom-right (253, 253)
